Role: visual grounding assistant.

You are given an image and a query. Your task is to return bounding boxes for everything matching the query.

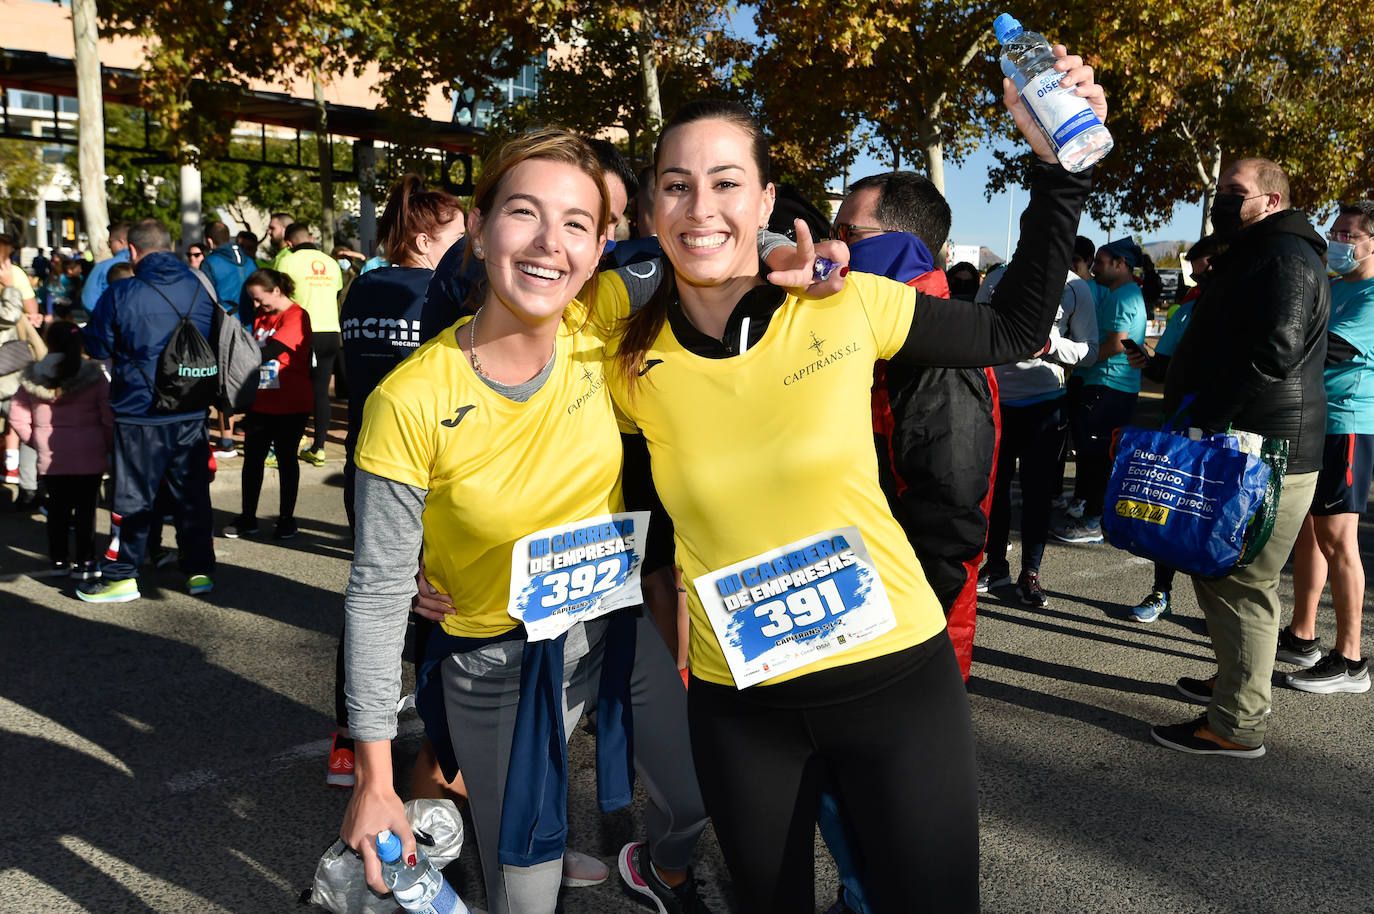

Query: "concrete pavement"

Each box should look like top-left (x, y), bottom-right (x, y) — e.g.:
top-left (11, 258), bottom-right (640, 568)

top-left (1, 427), bottom-right (1370, 913)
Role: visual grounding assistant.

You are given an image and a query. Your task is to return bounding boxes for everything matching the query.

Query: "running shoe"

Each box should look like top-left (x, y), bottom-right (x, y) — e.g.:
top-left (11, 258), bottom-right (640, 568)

top-left (1051, 518), bottom-right (1103, 544)
top-left (1016, 569), bottom-right (1049, 608)
top-left (41, 561), bottom-right (71, 577)
top-left (618, 841), bottom-right (713, 914)
top-left (1151, 714), bottom-right (1265, 758)
top-left (222, 517), bottom-right (259, 539)
top-left (1285, 651), bottom-right (1371, 694)
top-left (212, 446), bottom-right (239, 460)
top-left (1176, 675), bottom-right (1214, 703)
top-left (327, 733), bottom-right (356, 787)
top-left (272, 518), bottom-right (299, 541)
top-left (71, 560), bottom-right (102, 581)
top-left (1131, 590), bottom-right (1171, 623)
top-left (264, 449), bottom-right (278, 469)
top-left (977, 560), bottom-right (1011, 594)
top-left (561, 850), bottom-right (609, 887)
top-left (1276, 625), bottom-right (1320, 668)
top-left (77, 578), bottom-right (140, 603)
top-left (187, 574), bottom-right (214, 595)
top-left (299, 446), bottom-right (327, 467)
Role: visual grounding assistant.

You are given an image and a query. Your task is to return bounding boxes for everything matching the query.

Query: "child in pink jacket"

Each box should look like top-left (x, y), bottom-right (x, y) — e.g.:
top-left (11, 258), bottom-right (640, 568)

top-left (10, 321), bottom-right (114, 578)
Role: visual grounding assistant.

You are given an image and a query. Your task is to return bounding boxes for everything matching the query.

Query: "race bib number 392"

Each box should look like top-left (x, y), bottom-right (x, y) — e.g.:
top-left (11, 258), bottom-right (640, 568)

top-left (695, 526), bottom-right (897, 688)
top-left (507, 511), bottom-right (650, 641)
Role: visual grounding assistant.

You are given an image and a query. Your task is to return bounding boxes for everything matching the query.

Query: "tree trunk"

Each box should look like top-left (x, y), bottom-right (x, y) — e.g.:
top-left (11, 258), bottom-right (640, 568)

top-left (71, 0), bottom-right (111, 260)
top-left (313, 74), bottom-right (335, 251)
top-left (917, 117), bottom-right (945, 196)
top-left (1199, 146), bottom-right (1222, 237)
top-left (636, 5), bottom-right (663, 133)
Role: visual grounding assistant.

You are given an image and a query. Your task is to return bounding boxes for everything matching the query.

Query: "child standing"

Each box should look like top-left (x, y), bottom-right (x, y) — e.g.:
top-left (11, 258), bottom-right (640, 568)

top-left (9, 321), bottom-right (113, 578)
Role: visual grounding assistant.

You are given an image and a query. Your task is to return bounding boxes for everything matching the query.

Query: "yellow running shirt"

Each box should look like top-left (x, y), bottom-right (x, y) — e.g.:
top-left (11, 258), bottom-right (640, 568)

top-left (353, 302), bottom-right (627, 639)
top-left (281, 247), bottom-right (343, 333)
top-left (602, 272), bottom-right (948, 686)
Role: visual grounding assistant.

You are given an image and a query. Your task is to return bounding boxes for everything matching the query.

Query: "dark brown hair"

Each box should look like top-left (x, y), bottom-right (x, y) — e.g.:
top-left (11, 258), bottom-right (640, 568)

top-left (244, 268), bottom-right (295, 299)
top-left (614, 100), bottom-right (769, 390)
top-left (378, 174), bottom-right (464, 265)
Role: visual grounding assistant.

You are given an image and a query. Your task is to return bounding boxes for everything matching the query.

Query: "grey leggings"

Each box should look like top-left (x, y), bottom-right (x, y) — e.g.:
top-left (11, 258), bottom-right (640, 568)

top-left (441, 612), bottom-right (706, 914)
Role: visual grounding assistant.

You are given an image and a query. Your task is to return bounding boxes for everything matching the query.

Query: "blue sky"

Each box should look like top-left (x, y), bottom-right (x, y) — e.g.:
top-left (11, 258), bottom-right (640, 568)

top-left (723, 5), bottom-right (1206, 257)
top-left (844, 143), bottom-right (1207, 259)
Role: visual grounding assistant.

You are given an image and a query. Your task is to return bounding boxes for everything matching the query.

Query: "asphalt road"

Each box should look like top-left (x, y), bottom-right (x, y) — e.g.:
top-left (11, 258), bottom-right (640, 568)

top-left (2, 425), bottom-right (1371, 914)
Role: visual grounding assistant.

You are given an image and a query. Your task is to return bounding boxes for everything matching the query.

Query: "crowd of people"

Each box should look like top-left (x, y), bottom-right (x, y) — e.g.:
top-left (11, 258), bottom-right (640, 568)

top-left (0, 40), bottom-right (1369, 914)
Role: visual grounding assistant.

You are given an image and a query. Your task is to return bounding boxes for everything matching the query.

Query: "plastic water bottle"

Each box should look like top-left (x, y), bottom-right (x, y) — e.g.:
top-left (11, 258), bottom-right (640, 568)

top-left (375, 829), bottom-right (469, 914)
top-left (994, 13), bottom-right (1113, 172)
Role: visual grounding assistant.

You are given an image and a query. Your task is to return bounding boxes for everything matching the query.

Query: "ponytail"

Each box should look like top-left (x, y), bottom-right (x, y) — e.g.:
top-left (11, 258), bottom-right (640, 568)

top-left (378, 174), bottom-right (464, 266)
top-left (244, 268), bottom-right (294, 299)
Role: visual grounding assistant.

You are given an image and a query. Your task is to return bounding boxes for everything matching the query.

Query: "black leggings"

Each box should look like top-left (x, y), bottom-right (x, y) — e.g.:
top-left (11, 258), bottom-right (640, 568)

top-left (309, 332), bottom-right (342, 450)
top-left (43, 474), bottom-right (101, 563)
top-left (241, 411), bottom-right (308, 523)
top-left (688, 632), bottom-right (978, 914)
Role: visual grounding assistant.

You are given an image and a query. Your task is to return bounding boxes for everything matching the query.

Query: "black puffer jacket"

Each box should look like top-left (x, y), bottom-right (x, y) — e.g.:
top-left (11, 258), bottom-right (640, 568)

top-left (1164, 210), bottom-right (1330, 473)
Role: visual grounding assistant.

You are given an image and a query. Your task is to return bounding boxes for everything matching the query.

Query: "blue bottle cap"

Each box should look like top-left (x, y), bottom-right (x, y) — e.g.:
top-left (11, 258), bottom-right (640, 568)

top-left (376, 829), bottom-right (403, 863)
top-left (994, 13), bottom-right (1023, 44)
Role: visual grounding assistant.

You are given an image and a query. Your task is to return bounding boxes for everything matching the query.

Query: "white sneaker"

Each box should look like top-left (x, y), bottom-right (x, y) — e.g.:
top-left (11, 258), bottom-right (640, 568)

top-left (562, 849), bottom-right (609, 887)
top-left (212, 447), bottom-right (239, 460)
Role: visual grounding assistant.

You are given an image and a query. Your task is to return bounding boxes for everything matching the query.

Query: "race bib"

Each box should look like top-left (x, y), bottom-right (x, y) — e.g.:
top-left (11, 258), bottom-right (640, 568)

top-left (695, 526), bottom-right (897, 688)
top-left (507, 511), bottom-right (650, 641)
top-left (259, 359), bottom-right (280, 390)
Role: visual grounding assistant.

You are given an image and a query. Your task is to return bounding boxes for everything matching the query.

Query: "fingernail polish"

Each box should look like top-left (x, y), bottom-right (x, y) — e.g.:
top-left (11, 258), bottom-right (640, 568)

top-left (406, 854), bottom-right (417, 866)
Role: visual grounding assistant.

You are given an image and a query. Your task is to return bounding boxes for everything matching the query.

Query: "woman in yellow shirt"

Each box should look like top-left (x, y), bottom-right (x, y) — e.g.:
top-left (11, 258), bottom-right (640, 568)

top-left (602, 51), bottom-right (1104, 912)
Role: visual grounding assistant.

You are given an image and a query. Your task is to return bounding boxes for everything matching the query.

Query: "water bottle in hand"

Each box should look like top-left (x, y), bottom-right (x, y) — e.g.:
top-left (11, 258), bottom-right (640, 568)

top-left (376, 829), bottom-right (469, 914)
top-left (995, 12), bottom-right (1113, 172)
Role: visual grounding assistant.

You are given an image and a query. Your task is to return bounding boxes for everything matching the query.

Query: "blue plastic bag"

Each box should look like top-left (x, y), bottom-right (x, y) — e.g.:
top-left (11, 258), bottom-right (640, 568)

top-left (1102, 426), bottom-right (1271, 578)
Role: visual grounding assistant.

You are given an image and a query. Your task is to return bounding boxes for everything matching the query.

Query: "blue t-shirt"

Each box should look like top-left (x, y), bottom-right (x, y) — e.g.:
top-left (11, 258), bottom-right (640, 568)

top-left (1324, 277), bottom-right (1374, 434)
top-left (1077, 281), bottom-right (1146, 393)
top-left (1153, 298), bottom-right (1195, 358)
top-left (339, 266), bottom-right (431, 455)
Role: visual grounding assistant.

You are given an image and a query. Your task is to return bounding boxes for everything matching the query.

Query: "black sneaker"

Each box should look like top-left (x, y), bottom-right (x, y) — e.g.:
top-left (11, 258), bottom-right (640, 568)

top-left (1151, 714), bottom-right (1265, 758)
top-left (1176, 675), bottom-right (1215, 703)
top-left (618, 841), bottom-right (713, 914)
top-left (1276, 625), bottom-right (1320, 667)
top-left (1286, 650), bottom-right (1371, 694)
top-left (222, 516), bottom-right (259, 539)
top-left (977, 560), bottom-right (1011, 594)
top-left (1015, 569), bottom-right (1049, 608)
top-left (272, 519), bottom-right (299, 541)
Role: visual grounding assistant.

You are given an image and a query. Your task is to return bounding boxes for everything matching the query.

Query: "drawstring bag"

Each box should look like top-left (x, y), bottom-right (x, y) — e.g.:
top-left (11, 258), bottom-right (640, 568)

top-left (1102, 400), bottom-right (1278, 578)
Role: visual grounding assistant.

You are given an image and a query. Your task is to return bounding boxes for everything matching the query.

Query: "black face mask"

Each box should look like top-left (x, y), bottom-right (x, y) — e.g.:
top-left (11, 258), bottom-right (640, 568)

top-left (1210, 192), bottom-right (1248, 236)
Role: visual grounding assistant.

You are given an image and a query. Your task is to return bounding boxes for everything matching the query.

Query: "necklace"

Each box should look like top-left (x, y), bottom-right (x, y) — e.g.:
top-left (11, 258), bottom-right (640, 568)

top-left (468, 306), bottom-right (488, 378)
top-left (468, 305), bottom-right (557, 382)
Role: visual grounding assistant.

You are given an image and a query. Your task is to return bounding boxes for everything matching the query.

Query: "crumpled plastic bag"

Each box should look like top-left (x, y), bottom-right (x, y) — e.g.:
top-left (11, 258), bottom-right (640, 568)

top-left (308, 798), bottom-right (464, 914)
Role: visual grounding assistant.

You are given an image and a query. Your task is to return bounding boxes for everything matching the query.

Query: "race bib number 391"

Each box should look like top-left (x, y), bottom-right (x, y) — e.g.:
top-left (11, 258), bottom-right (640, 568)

top-left (695, 526), bottom-right (897, 688)
top-left (507, 511), bottom-right (650, 641)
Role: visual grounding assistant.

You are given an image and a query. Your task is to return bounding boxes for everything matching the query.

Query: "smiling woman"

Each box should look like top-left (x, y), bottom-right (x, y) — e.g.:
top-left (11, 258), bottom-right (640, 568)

top-left (601, 68), bottom-right (1104, 912)
top-left (339, 129), bottom-right (711, 914)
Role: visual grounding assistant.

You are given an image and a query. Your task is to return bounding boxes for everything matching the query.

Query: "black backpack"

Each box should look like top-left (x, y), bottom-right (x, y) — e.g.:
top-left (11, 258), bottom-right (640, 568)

top-left (129, 278), bottom-right (220, 414)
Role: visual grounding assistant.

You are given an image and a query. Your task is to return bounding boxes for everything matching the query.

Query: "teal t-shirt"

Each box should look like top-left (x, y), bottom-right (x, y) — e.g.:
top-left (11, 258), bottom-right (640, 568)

top-left (1153, 298), bottom-right (1195, 358)
top-left (1077, 281), bottom-right (1146, 393)
top-left (1325, 277), bottom-right (1374, 433)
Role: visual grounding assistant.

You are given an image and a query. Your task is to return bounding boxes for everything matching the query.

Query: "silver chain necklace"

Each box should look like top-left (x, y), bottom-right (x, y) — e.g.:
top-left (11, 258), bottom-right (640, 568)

top-left (468, 306), bottom-right (488, 378)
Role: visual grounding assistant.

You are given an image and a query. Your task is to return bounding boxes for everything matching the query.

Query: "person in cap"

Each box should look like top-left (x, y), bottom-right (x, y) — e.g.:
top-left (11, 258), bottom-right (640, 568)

top-left (1052, 236), bottom-right (1145, 544)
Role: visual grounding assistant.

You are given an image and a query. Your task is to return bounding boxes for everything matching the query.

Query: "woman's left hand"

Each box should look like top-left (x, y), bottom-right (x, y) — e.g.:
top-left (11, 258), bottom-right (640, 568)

top-left (1003, 45), bottom-right (1107, 165)
top-left (766, 220), bottom-right (850, 299)
top-left (412, 558), bottom-right (456, 623)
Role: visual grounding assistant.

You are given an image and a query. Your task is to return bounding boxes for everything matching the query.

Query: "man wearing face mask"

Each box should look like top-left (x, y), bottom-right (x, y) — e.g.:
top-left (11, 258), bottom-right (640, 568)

top-left (835, 170), bottom-right (998, 682)
top-left (1151, 158), bottom-right (1330, 758)
top-left (1278, 201), bottom-right (1374, 695)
